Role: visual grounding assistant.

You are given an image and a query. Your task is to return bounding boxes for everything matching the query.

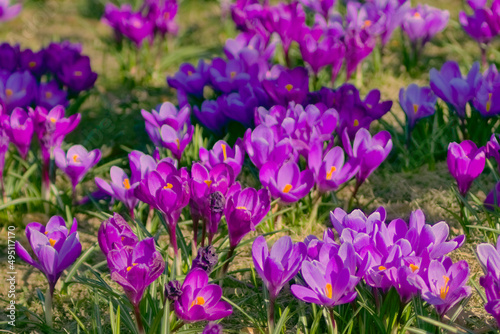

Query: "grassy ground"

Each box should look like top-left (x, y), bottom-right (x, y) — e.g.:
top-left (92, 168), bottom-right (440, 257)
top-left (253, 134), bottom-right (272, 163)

top-left (0, 0), bottom-right (499, 332)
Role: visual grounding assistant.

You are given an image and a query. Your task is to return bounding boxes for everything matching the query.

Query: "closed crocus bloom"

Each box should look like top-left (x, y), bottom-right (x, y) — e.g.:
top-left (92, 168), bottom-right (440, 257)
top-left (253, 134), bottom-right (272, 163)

top-left (193, 99), bottom-right (229, 134)
top-left (263, 65), bottom-right (309, 106)
top-left (0, 71), bottom-right (37, 113)
top-left (308, 142), bottom-right (358, 193)
top-left (408, 259), bottom-right (471, 317)
top-left (402, 5), bottom-right (449, 43)
top-left (484, 181), bottom-right (500, 210)
top-left (199, 140), bottom-right (245, 177)
top-left (98, 213), bottom-right (138, 256)
top-left (225, 187), bottom-right (270, 248)
top-left (399, 84), bottom-right (437, 130)
top-left (0, 0), bottom-right (21, 22)
top-left (142, 102), bottom-right (190, 144)
top-left (252, 235), bottom-right (306, 299)
top-left (95, 166), bottom-right (140, 217)
top-left (106, 237), bottom-right (165, 307)
top-left (15, 216), bottom-right (81, 294)
top-left (259, 161), bottom-right (314, 203)
top-left (160, 122), bottom-right (194, 161)
top-left (57, 56), bottom-right (97, 94)
top-left (291, 256), bottom-right (358, 308)
top-left (342, 128), bottom-right (393, 186)
top-left (447, 141), bottom-right (485, 196)
top-left (0, 43), bottom-right (19, 71)
top-left (37, 80), bottom-right (68, 109)
top-left (485, 133), bottom-right (500, 165)
top-left (429, 61), bottom-right (480, 118)
top-left (243, 125), bottom-right (295, 169)
top-left (174, 268), bottom-right (232, 322)
top-left (3, 107), bottom-right (33, 159)
top-left (54, 145), bottom-right (101, 190)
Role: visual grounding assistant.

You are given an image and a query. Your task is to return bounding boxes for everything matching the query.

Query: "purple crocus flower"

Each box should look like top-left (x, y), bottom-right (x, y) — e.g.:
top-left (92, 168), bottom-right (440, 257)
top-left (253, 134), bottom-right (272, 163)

top-left (0, 71), bottom-right (37, 113)
top-left (300, 0), bottom-right (336, 19)
top-left (477, 238), bottom-right (500, 325)
top-left (408, 259), bottom-right (471, 318)
top-left (98, 213), bottom-right (138, 256)
top-left (36, 80), bottom-right (68, 110)
top-left (199, 140), bottom-right (245, 177)
top-left (119, 11), bottom-right (155, 46)
top-left (57, 56), bottom-right (97, 94)
top-left (484, 180), bottom-right (500, 210)
top-left (342, 128), bottom-right (393, 187)
top-left (447, 141), bottom-right (485, 196)
top-left (252, 235), bottom-right (306, 299)
top-left (263, 66), bottom-right (309, 106)
top-left (225, 187), bottom-right (270, 249)
top-left (459, 2), bottom-right (500, 45)
top-left (0, 0), bottom-right (21, 22)
top-left (473, 64), bottom-right (500, 117)
top-left (2, 107), bottom-right (33, 159)
top-left (174, 268), bottom-right (233, 322)
top-left (208, 58), bottom-right (255, 93)
top-left (0, 43), bottom-right (19, 71)
top-left (160, 122), bottom-right (194, 161)
top-left (54, 145), bottom-right (101, 191)
top-left (260, 161), bottom-right (314, 203)
top-left (20, 49), bottom-right (45, 77)
top-left (15, 216), bottom-right (81, 294)
top-left (105, 237), bottom-right (165, 307)
top-left (44, 41), bottom-right (82, 74)
top-left (401, 5), bottom-right (449, 45)
top-left (219, 83), bottom-right (269, 127)
top-left (142, 102), bottom-right (190, 145)
top-left (399, 84), bottom-right (437, 130)
top-left (429, 61), bottom-right (481, 118)
top-left (202, 323), bottom-right (223, 334)
top-left (193, 99), bottom-right (229, 134)
top-left (167, 60), bottom-right (211, 99)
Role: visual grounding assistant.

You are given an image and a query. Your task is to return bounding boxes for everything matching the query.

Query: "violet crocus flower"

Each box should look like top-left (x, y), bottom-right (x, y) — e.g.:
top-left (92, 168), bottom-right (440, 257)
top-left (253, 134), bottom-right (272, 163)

top-left (401, 5), bottom-right (449, 45)
top-left (160, 122), bottom-right (194, 161)
top-left (98, 213), bottom-right (138, 256)
top-left (202, 323), bottom-right (223, 334)
top-left (199, 140), bottom-right (245, 177)
top-left (408, 259), bottom-right (471, 317)
top-left (252, 235), bottom-right (306, 299)
top-left (260, 161), bottom-right (314, 203)
top-left (263, 65), bottom-right (309, 106)
top-left (447, 141), bottom-right (485, 196)
top-left (208, 58), bottom-right (255, 93)
top-left (473, 64), bottom-right (500, 117)
top-left (429, 61), bottom-right (481, 118)
top-left (167, 60), bottom-right (211, 99)
top-left (37, 80), bottom-right (68, 109)
top-left (54, 145), bottom-right (101, 191)
top-left (15, 216), bottom-right (81, 295)
top-left (399, 84), bottom-right (437, 130)
top-left (342, 128), bottom-right (393, 187)
top-left (57, 56), bottom-right (97, 94)
top-left (219, 83), bottom-right (269, 127)
top-left (0, 71), bottom-right (37, 113)
top-left (174, 268), bottom-right (233, 322)
top-left (225, 187), bottom-right (271, 249)
top-left (105, 237), bottom-right (165, 310)
top-left (477, 238), bottom-right (500, 324)
top-left (459, 2), bottom-right (500, 45)
top-left (142, 102), bottom-right (190, 145)
top-left (3, 107), bottom-right (33, 159)
top-left (0, 43), bottom-right (18, 71)
top-left (0, 0), bottom-right (21, 22)
top-left (484, 181), bottom-right (500, 210)
top-left (300, 0), bottom-right (336, 19)
top-left (193, 99), bottom-right (228, 134)
top-left (20, 49), bottom-right (45, 77)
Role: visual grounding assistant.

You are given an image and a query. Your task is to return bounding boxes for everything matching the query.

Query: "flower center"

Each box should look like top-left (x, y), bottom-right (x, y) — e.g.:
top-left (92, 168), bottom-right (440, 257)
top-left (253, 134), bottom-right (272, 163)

top-left (230, 71), bottom-right (237, 79)
top-left (413, 104), bottom-right (418, 114)
top-left (414, 12), bottom-right (421, 18)
top-left (29, 61), bottom-right (36, 68)
top-left (175, 138), bottom-right (180, 150)
top-left (123, 178), bottom-right (131, 189)
top-left (5, 88), bottom-right (13, 97)
top-left (378, 266), bottom-right (386, 271)
top-left (236, 206), bottom-right (247, 210)
top-left (163, 12), bottom-right (170, 20)
top-left (353, 119), bottom-right (359, 127)
top-left (46, 91), bottom-right (54, 99)
top-left (285, 84), bottom-right (293, 91)
top-left (126, 263), bottom-right (138, 272)
top-left (204, 180), bottom-right (212, 187)
top-left (72, 154), bottom-right (81, 163)
top-left (44, 231), bottom-right (48, 235)
top-left (363, 20), bottom-right (372, 28)
top-left (49, 238), bottom-right (56, 247)
top-left (163, 183), bottom-right (173, 189)
top-left (487, 93), bottom-right (492, 112)
top-left (283, 184), bottom-right (293, 193)
top-left (190, 296), bottom-right (205, 308)
top-left (325, 283), bottom-right (333, 299)
top-left (221, 143), bottom-right (228, 161)
top-left (74, 71), bottom-right (83, 77)
top-left (439, 275), bottom-right (450, 300)
top-left (187, 70), bottom-right (193, 76)
top-left (409, 264), bottom-right (419, 272)
top-left (326, 166), bottom-right (337, 180)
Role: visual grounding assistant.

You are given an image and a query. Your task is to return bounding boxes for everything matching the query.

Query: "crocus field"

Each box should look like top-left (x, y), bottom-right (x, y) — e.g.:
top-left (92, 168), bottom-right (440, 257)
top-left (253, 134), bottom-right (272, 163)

top-left (4, 0), bottom-right (500, 333)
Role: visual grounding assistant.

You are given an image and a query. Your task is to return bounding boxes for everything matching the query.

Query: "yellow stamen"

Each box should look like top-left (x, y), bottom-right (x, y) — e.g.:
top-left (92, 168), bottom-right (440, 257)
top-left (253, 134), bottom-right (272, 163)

top-left (221, 143), bottom-right (228, 161)
top-left (325, 283), bottom-right (333, 299)
top-left (353, 119), bottom-right (359, 127)
top-left (74, 71), bottom-right (82, 77)
top-left (123, 178), bottom-right (131, 190)
top-left (204, 180), bottom-right (212, 187)
top-left (378, 266), bottom-right (386, 271)
top-left (190, 296), bottom-right (205, 308)
top-left (409, 264), bottom-right (419, 272)
top-left (187, 70), bottom-right (193, 76)
top-left (230, 71), bottom-right (237, 79)
top-left (487, 93), bottom-right (492, 112)
top-left (46, 91), bottom-right (53, 99)
top-left (72, 154), bottom-right (80, 163)
top-left (439, 276), bottom-right (450, 300)
top-left (236, 206), bottom-right (247, 210)
top-left (413, 104), bottom-right (419, 114)
top-left (5, 88), bottom-right (13, 97)
top-left (163, 183), bottom-right (173, 189)
top-left (283, 184), bottom-right (293, 193)
top-left (176, 138), bottom-right (180, 150)
top-left (49, 238), bottom-right (56, 247)
top-left (285, 84), bottom-right (293, 91)
top-left (29, 61), bottom-right (36, 68)
top-left (121, 237), bottom-right (124, 241)
top-left (326, 166), bottom-right (337, 180)
top-left (126, 263), bottom-right (138, 272)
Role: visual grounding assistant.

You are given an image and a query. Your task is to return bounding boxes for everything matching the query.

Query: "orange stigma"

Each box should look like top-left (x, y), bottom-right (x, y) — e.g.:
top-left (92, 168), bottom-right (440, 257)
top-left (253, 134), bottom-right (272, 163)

top-left (123, 178), bottom-right (131, 189)
top-left (353, 119), bottom-right (359, 127)
top-left (414, 12), bottom-right (421, 18)
top-left (44, 231), bottom-right (48, 235)
top-left (440, 276), bottom-right (450, 300)
top-left (325, 283), bottom-right (333, 299)
top-left (126, 263), bottom-right (138, 272)
top-left (378, 266), bottom-right (387, 271)
top-left (72, 154), bottom-right (80, 163)
top-left (187, 70), bottom-right (193, 76)
top-left (363, 20), bottom-right (372, 28)
top-left (285, 84), bottom-right (293, 91)
top-left (46, 91), bottom-right (53, 99)
top-left (163, 183), bottom-right (173, 189)
top-left (190, 296), bottom-right (205, 308)
top-left (326, 166), bottom-right (337, 180)
top-left (487, 93), bottom-right (492, 112)
top-left (409, 264), bottom-right (419, 272)
top-left (204, 180), bottom-right (212, 187)
top-left (236, 206), bottom-right (247, 210)
top-left (283, 184), bottom-right (293, 193)
top-left (176, 138), bottom-right (180, 150)
top-left (230, 71), bottom-right (237, 79)
top-left (221, 143), bottom-right (228, 161)
top-left (413, 104), bottom-right (419, 114)
top-left (74, 71), bottom-right (83, 77)
top-left (5, 89), bottom-right (13, 97)
top-left (29, 61), bottom-right (36, 68)
top-left (49, 238), bottom-right (56, 247)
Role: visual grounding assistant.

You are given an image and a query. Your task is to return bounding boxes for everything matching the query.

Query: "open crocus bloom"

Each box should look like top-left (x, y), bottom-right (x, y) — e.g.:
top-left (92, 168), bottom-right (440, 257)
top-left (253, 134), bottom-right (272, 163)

top-left (174, 268), bottom-right (232, 322)
top-left (54, 144), bottom-right (101, 190)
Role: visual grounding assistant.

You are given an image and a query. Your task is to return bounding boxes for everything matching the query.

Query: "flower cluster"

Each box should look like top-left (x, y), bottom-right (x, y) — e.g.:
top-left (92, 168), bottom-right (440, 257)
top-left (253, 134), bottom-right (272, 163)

top-left (0, 42), bottom-right (97, 114)
top-left (102, 0), bottom-right (178, 46)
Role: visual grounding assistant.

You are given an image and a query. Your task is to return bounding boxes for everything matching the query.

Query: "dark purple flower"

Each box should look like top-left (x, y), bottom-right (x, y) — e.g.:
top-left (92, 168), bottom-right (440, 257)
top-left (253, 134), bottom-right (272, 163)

top-left (399, 84), bottom-right (437, 129)
top-left (225, 187), bottom-right (270, 248)
top-left (0, 71), bottom-right (37, 113)
top-left (128, 150), bottom-right (158, 184)
top-left (44, 41), bottom-right (82, 74)
top-left (3, 107), bottom-right (33, 159)
top-left (0, 43), bottom-right (19, 71)
top-left (473, 64), bottom-right (500, 117)
top-left (0, 0), bottom-right (21, 22)
top-left (20, 49), bottom-right (45, 77)
top-left (95, 167), bottom-right (139, 217)
top-left (193, 98), bottom-right (229, 134)
top-left (0, 116), bottom-right (9, 185)
top-left (260, 161), bottom-right (314, 203)
top-left (54, 145), bottom-right (101, 190)
top-left (98, 213), bottom-right (138, 256)
top-left (252, 235), bottom-right (306, 299)
top-left (142, 102), bottom-right (191, 145)
top-left (174, 268), bottom-right (232, 322)
top-left (57, 56), bottom-right (97, 94)
top-left (219, 83), bottom-right (269, 127)
top-left (199, 140), bottom-right (245, 177)
top-left (263, 66), bottom-right (309, 106)
top-left (202, 322), bottom-right (223, 334)
top-left (15, 216), bottom-right (81, 294)
top-left (484, 180), bottom-right (500, 210)
top-left (165, 280), bottom-right (182, 301)
top-left (209, 58), bottom-right (255, 93)
top-left (447, 140), bottom-right (485, 196)
top-left (106, 237), bottom-right (165, 306)
top-left (459, 2), bottom-right (500, 45)
top-left (167, 60), bottom-right (211, 99)
top-left (192, 245), bottom-right (219, 274)
top-left (146, 0), bottom-right (179, 36)
top-left (401, 5), bottom-right (449, 44)
top-left (159, 121), bottom-right (194, 161)
top-left (36, 80), bottom-right (68, 110)
top-left (477, 237), bottom-right (500, 325)
top-left (299, 0), bottom-right (336, 19)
